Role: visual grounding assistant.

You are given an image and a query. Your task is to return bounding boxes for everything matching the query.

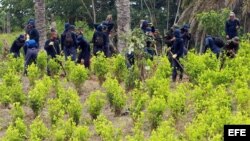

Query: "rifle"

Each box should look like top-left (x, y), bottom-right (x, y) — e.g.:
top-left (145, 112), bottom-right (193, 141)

top-left (57, 59), bottom-right (67, 76)
top-left (168, 50), bottom-right (185, 71)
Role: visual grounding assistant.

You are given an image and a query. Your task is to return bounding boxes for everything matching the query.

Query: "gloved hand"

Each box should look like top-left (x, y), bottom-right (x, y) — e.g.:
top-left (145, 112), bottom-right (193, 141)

top-left (49, 42), bottom-right (54, 46)
top-left (172, 54), bottom-right (177, 59)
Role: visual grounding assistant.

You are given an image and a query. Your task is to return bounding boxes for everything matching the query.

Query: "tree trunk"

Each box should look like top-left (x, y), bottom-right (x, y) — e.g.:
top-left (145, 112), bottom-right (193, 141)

top-left (174, 0), bottom-right (182, 24)
top-left (199, 30), bottom-right (206, 54)
top-left (166, 0), bottom-right (170, 30)
top-left (144, 0), bottom-right (153, 23)
top-left (34, 0), bottom-right (46, 49)
top-left (81, 0), bottom-right (94, 23)
top-left (92, 0), bottom-right (96, 23)
top-left (6, 12), bottom-right (11, 33)
top-left (141, 0), bottom-right (143, 10)
top-left (116, 0), bottom-right (131, 53)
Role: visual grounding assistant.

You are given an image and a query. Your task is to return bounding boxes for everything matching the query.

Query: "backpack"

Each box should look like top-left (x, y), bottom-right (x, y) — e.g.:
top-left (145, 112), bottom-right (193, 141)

top-left (213, 37), bottom-right (225, 48)
top-left (95, 33), bottom-right (104, 46)
top-left (64, 31), bottom-right (73, 46)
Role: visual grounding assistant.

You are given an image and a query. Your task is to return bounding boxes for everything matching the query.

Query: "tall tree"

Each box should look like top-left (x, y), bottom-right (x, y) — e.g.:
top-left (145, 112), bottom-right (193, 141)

top-left (0, 0), bottom-right (34, 31)
top-left (92, 0), bottom-right (96, 23)
top-left (34, 0), bottom-right (46, 49)
top-left (116, 0), bottom-right (131, 52)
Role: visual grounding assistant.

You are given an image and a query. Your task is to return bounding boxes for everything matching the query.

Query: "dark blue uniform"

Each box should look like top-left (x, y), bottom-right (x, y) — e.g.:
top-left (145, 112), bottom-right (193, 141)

top-left (92, 25), bottom-right (108, 56)
top-left (27, 20), bottom-right (40, 46)
top-left (102, 20), bottom-right (114, 35)
top-left (172, 29), bottom-right (184, 82)
top-left (225, 19), bottom-right (240, 39)
top-left (24, 40), bottom-right (39, 74)
top-left (77, 35), bottom-right (91, 68)
top-left (204, 35), bottom-right (220, 58)
top-left (61, 23), bottom-right (78, 61)
top-left (10, 35), bottom-right (25, 58)
top-left (181, 24), bottom-right (191, 55)
top-left (44, 39), bottom-right (60, 58)
top-left (103, 27), bottom-right (110, 57)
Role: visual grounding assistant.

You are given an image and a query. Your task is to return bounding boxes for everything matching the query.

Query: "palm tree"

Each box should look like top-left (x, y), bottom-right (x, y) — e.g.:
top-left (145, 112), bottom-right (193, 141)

top-left (242, 0), bottom-right (250, 32)
top-left (116, 0), bottom-right (131, 52)
top-left (34, 0), bottom-right (46, 49)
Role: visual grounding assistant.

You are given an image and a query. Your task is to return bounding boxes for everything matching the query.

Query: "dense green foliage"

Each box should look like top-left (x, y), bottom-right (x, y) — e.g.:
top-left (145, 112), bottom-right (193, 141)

top-left (197, 9), bottom-right (230, 36)
top-left (94, 115), bottom-right (122, 141)
top-left (103, 76), bottom-right (127, 115)
top-left (0, 0), bottom-right (178, 32)
top-left (85, 90), bottom-right (106, 119)
top-left (0, 30), bottom-right (249, 140)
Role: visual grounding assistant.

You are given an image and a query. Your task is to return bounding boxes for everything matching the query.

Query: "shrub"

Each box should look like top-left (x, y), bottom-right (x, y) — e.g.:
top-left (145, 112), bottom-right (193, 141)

top-left (9, 83), bottom-right (25, 105)
top-left (48, 99), bottom-right (65, 125)
top-left (2, 118), bottom-right (27, 141)
top-left (149, 118), bottom-right (179, 141)
top-left (36, 51), bottom-right (47, 75)
top-left (103, 76), bottom-right (126, 115)
top-left (85, 90), bottom-right (106, 119)
top-left (64, 59), bottom-right (76, 78)
top-left (145, 77), bottom-right (170, 99)
top-left (51, 118), bottom-right (90, 141)
top-left (197, 8), bottom-right (230, 37)
top-left (0, 83), bottom-right (11, 106)
top-left (27, 64), bottom-right (40, 86)
top-left (11, 103), bottom-right (25, 121)
top-left (94, 115), bottom-right (122, 141)
top-left (2, 126), bottom-right (23, 141)
top-left (91, 52), bottom-right (109, 83)
top-left (125, 66), bottom-right (140, 90)
top-left (147, 96), bottom-right (167, 129)
top-left (67, 96), bottom-right (82, 125)
top-left (58, 88), bottom-right (82, 124)
top-left (52, 129), bottom-right (66, 141)
top-left (30, 117), bottom-right (49, 140)
top-left (7, 55), bottom-right (24, 74)
top-left (69, 64), bottom-right (88, 93)
top-left (130, 88), bottom-right (149, 122)
top-left (167, 84), bottom-right (187, 118)
top-left (2, 70), bottom-right (20, 87)
top-left (70, 126), bottom-right (90, 141)
top-left (47, 58), bottom-right (61, 76)
top-left (185, 107), bottom-right (231, 141)
top-left (109, 54), bottom-right (128, 82)
top-left (126, 118), bottom-right (145, 141)
top-left (154, 56), bottom-right (172, 79)
top-left (0, 72), bottom-right (25, 105)
top-left (13, 118), bottom-right (27, 140)
top-left (28, 76), bottom-right (52, 115)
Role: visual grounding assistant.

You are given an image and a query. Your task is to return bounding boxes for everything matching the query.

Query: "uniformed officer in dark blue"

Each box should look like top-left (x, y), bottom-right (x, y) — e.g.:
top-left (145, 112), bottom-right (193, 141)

top-left (10, 34), bottom-right (25, 58)
top-left (171, 29), bottom-right (184, 82)
top-left (225, 12), bottom-right (240, 39)
top-left (77, 34), bottom-right (91, 68)
top-left (61, 23), bottom-right (78, 61)
top-left (24, 39), bottom-right (39, 74)
top-left (44, 31), bottom-right (60, 58)
top-left (204, 35), bottom-right (221, 58)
